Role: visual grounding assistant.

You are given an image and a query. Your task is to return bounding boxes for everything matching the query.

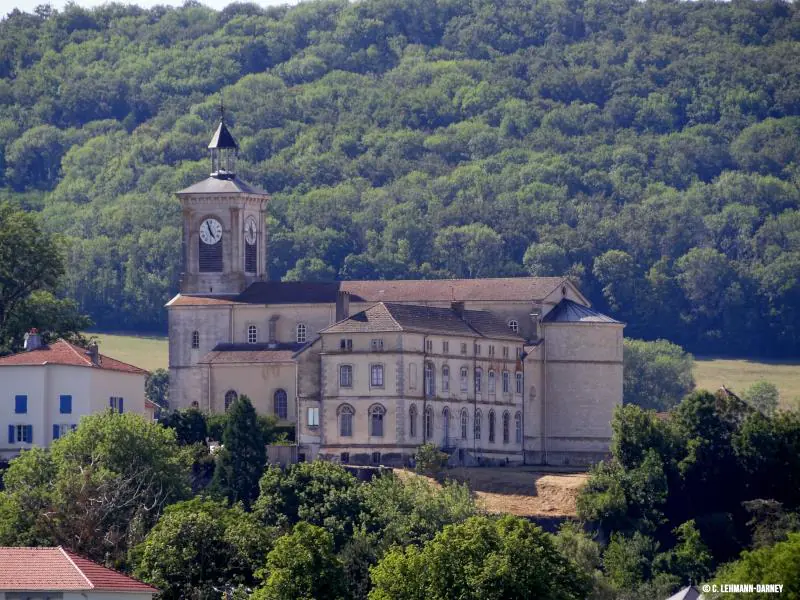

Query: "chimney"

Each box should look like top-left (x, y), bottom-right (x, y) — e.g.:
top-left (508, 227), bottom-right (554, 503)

top-left (336, 291), bottom-right (351, 322)
top-left (451, 301), bottom-right (465, 318)
top-left (87, 342), bottom-right (100, 366)
top-left (23, 329), bottom-right (42, 351)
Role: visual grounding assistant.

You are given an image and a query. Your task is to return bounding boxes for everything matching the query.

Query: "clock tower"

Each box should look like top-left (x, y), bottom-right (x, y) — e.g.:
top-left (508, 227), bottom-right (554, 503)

top-left (176, 112), bottom-right (269, 295)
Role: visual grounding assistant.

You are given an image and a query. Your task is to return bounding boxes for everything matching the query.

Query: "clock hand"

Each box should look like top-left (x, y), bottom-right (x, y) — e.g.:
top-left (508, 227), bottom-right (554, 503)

top-left (206, 222), bottom-right (213, 240)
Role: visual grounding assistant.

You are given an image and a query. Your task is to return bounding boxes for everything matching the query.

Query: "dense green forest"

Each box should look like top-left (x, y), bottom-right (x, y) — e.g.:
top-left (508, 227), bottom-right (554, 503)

top-left (0, 0), bottom-right (799, 355)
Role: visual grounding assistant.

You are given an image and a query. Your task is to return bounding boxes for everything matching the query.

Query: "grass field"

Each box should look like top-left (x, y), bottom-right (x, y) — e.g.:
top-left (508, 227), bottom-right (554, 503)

top-left (694, 356), bottom-right (800, 406)
top-left (86, 332), bottom-right (168, 372)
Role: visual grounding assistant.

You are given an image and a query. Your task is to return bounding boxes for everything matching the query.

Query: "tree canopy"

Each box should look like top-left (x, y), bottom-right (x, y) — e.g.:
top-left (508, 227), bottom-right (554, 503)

top-left (0, 0), bottom-right (799, 354)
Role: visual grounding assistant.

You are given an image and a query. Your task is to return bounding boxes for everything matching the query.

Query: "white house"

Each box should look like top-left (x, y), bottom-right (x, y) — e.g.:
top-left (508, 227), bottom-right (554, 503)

top-left (0, 546), bottom-right (158, 599)
top-left (0, 332), bottom-right (149, 459)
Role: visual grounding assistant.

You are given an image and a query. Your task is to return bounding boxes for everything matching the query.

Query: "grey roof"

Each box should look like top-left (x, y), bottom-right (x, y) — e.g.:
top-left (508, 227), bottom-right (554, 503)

top-left (176, 175), bottom-right (268, 196)
top-left (198, 342), bottom-right (303, 365)
top-left (665, 586), bottom-right (702, 600)
top-left (542, 299), bottom-right (621, 324)
top-left (208, 120), bottom-right (238, 149)
top-left (322, 302), bottom-right (523, 340)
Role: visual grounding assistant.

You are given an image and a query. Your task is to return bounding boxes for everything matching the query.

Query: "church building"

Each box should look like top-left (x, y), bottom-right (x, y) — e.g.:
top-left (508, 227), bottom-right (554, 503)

top-left (167, 117), bottom-right (624, 466)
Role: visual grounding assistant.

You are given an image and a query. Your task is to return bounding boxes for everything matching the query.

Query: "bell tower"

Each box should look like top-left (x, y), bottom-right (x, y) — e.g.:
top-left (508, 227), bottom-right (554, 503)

top-left (175, 108), bottom-right (269, 295)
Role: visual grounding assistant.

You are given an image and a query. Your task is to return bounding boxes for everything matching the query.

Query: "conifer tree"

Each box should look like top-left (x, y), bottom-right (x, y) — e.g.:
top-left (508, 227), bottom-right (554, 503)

top-left (211, 395), bottom-right (266, 508)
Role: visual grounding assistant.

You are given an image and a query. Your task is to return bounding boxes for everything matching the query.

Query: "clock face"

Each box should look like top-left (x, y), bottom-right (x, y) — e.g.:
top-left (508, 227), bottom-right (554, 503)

top-left (200, 218), bottom-right (223, 245)
top-left (244, 216), bottom-right (257, 245)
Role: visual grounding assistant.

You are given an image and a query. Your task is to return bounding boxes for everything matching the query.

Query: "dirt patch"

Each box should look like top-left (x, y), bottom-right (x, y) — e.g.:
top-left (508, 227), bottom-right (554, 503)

top-left (394, 468), bottom-right (588, 518)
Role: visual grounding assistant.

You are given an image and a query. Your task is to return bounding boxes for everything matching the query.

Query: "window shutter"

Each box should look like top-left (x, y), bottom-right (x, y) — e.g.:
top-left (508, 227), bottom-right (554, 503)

top-left (8, 425), bottom-right (13, 444)
top-left (26, 425), bottom-right (33, 443)
top-left (60, 395), bottom-right (72, 414)
top-left (53, 424), bottom-right (60, 440)
top-left (119, 398), bottom-right (124, 413)
top-left (109, 397), bottom-right (114, 408)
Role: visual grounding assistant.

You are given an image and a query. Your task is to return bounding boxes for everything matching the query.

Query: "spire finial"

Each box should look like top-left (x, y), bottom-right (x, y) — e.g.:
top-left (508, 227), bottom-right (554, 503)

top-left (219, 98), bottom-right (225, 123)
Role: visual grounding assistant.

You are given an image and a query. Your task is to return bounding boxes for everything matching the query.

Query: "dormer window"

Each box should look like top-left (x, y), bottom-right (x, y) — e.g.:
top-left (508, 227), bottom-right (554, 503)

top-left (508, 319), bottom-right (519, 333)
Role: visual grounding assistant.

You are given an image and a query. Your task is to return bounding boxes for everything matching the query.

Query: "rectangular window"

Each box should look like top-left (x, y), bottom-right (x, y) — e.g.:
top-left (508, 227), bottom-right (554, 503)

top-left (53, 423), bottom-right (72, 440)
top-left (245, 241), bottom-right (257, 273)
top-left (339, 365), bottom-right (353, 388)
top-left (409, 363), bottom-right (418, 390)
top-left (370, 364), bottom-right (384, 388)
top-left (474, 343), bottom-right (481, 356)
top-left (502, 371), bottom-right (510, 393)
top-left (14, 424), bottom-right (32, 443)
top-left (516, 372), bottom-right (523, 394)
top-left (502, 346), bottom-right (509, 358)
top-left (489, 345), bottom-right (495, 357)
top-left (14, 395), bottom-right (27, 414)
top-left (461, 343), bottom-right (467, 355)
top-left (60, 395), bottom-right (72, 414)
top-left (371, 338), bottom-right (384, 352)
top-left (460, 368), bottom-right (468, 392)
top-left (372, 451), bottom-right (381, 465)
top-left (340, 338), bottom-right (353, 351)
top-left (425, 339), bottom-right (433, 353)
top-left (442, 341), bottom-right (449, 353)
top-left (109, 397), bottom-right (124, 413)
top-left (516, 347), bottom-right (523, 359)
top-left (341, 452), bottom-right (350, 464)
top-left (268, 319), bottom-right (277, 343)
top-left (307, 407), bottom-right (319, 427)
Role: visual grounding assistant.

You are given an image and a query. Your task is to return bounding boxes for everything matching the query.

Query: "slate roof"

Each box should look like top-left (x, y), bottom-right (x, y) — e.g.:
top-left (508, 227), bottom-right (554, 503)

top-left (322, 302), bottom-right (523, 340)
top-left (169, 277), bottom-right (572, 307)
top-left (198, 342), bottom-right (303, 365)
top-left (176, 175), bottom-right (268, 196)
top-left (665, 586), bottom-right (702, 600)
top-left (0, 339), bottom-right (148, 375)
top-left (208, 119), bottom-right (238, 149)
top-left (0, 546), bottom-right (158, 593)
top-left (541, 299), bottom-right (621, 324)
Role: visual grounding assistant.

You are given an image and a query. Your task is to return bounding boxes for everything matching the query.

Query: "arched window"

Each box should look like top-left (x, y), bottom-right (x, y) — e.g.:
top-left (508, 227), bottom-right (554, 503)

top-left (247, 325), bottom-right (258, 344)
top-left (488, 370), bottom-right (496, 393)
top-left (338, 404), bottom-right (354, 437)
top-left (474, 409), bottom-right (482, 440)
top-left (460, 408), bottom-right (468, 439)
top-left (191, 330), bottom-right (200, 349)
top-left (296, 323), bottom-right (307, 344)
top-left (274, 389), bottom-right (288, 419)
top-left (502, 371), bottom-right (510, 394)
top-left (409, 404), bottom-right (418, 438)
top-left (441, 366), bottom-right (450, 393)
top-left (224, 390), bottom-right (238, 411)
top-left (442, 406), bottom-right (450, 443)
top-left (488, 410), bottom-right (496, 443)
top-left (370, 404), bottom-right (386, 437)
top-left (516, 372), bottom-right (523, 394)
top-left (339, 365), bottom-right (353, 388)
top-left (502, 411), bottom-right (510, 444)
top-left (508, 319), bottom-right (519, 333)
top-left (424, 362), bottom-right (435, 397)
top-left (424, 406), bottom-right (433, 440)
top-left (474, 368), bottom-right (482, 393)
top-left (515, 411), bottom-right (522, 444)
top-left (460, 367), bottom-right (468, 392)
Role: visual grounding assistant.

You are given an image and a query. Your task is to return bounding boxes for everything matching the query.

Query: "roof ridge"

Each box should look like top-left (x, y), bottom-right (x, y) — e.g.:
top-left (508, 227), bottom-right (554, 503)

top-left (376, 302), bottom-right (405, 331)
top-left (59, 339), bottom-right (92, 367)
top-left (59, 546), bottom-right (94, 589)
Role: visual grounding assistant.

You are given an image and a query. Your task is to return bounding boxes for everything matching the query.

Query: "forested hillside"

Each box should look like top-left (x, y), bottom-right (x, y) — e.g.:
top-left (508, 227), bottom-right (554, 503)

top-left (0, 0), bottom-right (798, 354)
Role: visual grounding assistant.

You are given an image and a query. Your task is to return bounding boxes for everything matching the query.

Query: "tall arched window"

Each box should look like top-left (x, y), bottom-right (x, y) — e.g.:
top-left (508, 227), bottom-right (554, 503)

top-left (442, 406), bottom-right (450, 443)
top-left (508, 319), bottom-right (519, 333)
top-left (224, 390), bottom-right (238, 411)
top-left (424, 406), bottom-right (433, 440)
top-left (474, 409), bottom-right (482, 440)
top-left (441, 366), bottom-right (450, 393)
top-left (502, 411), bottom-right (510, 444)
top-left (424, 362), bottom-right (435, 397)
top-left (460, 408), bottom-right (468, 439)
top-left (247, 325), bottom-right (258, 344)
top-left (475, 368), bottom-right (482, 393)
top-left (409, 404), bottom-right (418, 438)
top-left (488, 410), bottom-right (496, 443)
top-left (339, 404), bottom-right (354, 437)
top-left (502, 371), bottom-right (510, 393)
top-left (274, 389), bottom-right (288, 419)
top-left (296, 323), bottom-right (307, 344)
top-left (191, 330), bottom-right (200, 349)
top-left (516, 372), bottom-right (523, 394)
top-left (370, 404), bottom-right (386, 437)
top-left (515, 411), bottom-right (522, 444)
top-left (488, 370), bottom-right (496, 393)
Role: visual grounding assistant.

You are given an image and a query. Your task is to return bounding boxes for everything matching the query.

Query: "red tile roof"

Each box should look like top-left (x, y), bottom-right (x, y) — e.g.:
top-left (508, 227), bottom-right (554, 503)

top-left (0, 339), bottom-right (148, 375)
top-left (0, 546), bottom-right (158, 593)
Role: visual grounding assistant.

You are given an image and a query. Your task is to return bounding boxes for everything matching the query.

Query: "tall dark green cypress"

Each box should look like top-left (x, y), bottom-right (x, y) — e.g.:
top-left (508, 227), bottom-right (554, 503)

top-left (211, 395), bottom-right (266, 508)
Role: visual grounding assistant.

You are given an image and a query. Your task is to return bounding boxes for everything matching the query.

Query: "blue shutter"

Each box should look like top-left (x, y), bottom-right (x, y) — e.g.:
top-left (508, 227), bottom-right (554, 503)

top-left (119, 398), bottom-right (124, 414)
top-left (60, 395), bottom-right (72, 414)
top-left (15, 395), bottom-right (27, 414)
top-left (8, 425), bottom-right (14, 444)
top-left (109, 397), bottom-right (114, 408)
top-left (53, 424), bottom-right (60, 440)
top-left (25, 425), bottom-right (33, 443)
